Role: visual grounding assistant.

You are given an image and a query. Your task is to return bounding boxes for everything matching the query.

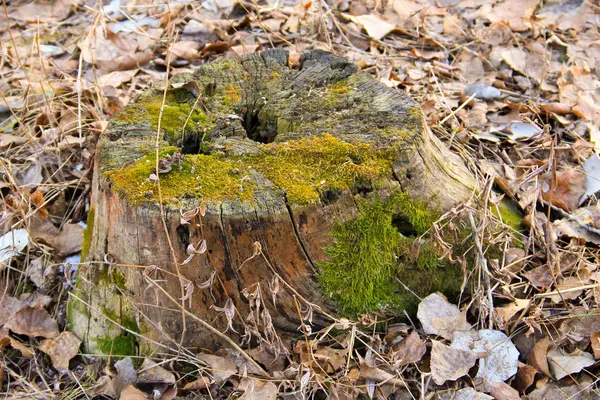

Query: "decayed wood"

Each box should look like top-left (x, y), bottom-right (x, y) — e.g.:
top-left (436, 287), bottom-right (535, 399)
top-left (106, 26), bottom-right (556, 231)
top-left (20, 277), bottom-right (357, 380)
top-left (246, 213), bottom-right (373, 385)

top-left (70, 50), bottom-right (475, 354)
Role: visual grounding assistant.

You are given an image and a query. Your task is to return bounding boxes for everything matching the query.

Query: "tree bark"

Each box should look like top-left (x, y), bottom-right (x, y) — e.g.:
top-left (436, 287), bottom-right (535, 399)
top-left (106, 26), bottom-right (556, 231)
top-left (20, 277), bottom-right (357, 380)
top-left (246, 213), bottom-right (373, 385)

top-left (69, 50), bottom-right (475, 355)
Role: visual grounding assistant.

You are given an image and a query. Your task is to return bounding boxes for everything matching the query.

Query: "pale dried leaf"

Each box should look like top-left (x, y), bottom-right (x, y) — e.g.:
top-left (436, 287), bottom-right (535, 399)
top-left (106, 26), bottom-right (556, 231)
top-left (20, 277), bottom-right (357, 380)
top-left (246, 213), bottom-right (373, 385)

top-left (417, 293), bottom-right (471, 340)
top-left (430, 340), bottom-right (479, 385)
top-left (114, 358), bottom-right (137, 396)
top-left (196, 353), bottom-right (237, 382)
top-left (238, 377), bottom-right (278, 400)
top-left (353, 14), bottom-right (396, 40)
top-left (137, 358), bottom-right (176, 384)
top-left (547, 349), bottom-right (595, 380)
top-left (0, 229), bottom-right (30, 265)
top-left (527, 337), bottom-right (551, 376)
top-left (389, 330), bottom-right (426, 366)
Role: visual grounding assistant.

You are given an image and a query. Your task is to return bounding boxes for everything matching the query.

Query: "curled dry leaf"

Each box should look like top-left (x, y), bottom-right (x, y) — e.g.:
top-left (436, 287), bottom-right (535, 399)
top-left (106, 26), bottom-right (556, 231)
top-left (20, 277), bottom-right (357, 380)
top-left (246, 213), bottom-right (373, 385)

top-left (542, 168), bottom-right (586, 212)
top-left (493, 298), bottom-right (529, 327)
top-left (430, 340), bottom-right (479, 385)
top-left (547, 349), bottom-right (595, 380)
top-left (5, 306), bottom-right (58, 338)
top-left (114, 357), bottom-right (137, 396)
top-left (489, 381), bottom-right (520, 400)
top-left (417, 293), bottom-right (471, 340)
top-left (389, 330), bottom-right (426, 366)
top-left (512, 362), bottom-right (537, 393)
top-left (137, 358), bottom-right (176, 384)
top-left (590, 331), bottom-right (600, 359)
top-left (527, 337), bottom-right (551, 376)
top-left (350, 14), bottom-right (396, 40)
top-left (238, 377), bottom-right (278, 400)
top-left (39, 331), bottom-right (81, 372)
top-left (119, 384), bottom-right (148, 400)
top-left (196, 353), bottom-right (238, 382)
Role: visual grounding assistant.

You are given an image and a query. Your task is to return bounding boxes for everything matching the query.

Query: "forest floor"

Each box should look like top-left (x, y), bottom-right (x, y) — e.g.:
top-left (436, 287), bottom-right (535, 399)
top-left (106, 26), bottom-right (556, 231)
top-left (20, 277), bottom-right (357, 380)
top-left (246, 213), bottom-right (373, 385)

top-left (1, 0), bottom-right (600, 399)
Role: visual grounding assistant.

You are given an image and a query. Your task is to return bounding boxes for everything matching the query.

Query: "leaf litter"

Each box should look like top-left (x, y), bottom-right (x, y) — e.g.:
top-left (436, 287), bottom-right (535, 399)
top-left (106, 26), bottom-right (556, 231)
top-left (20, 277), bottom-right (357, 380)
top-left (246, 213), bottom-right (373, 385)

top-left (1, 0), bottom-right (600, 398)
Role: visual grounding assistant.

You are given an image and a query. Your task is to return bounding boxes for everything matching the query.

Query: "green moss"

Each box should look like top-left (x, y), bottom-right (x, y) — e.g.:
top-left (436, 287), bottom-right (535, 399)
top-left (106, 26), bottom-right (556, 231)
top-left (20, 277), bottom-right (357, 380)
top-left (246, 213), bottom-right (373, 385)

top-left (107, 134), bottom-right (397, 205)
top-left (98, 266), bottom-right (128, 291)
top-left (95, 334), bottom-right (137, 358)
top-left (81, 208), bottom-right (94, 261)
top-left (114, 90), bottom-right (212, 143)
top-left (494, 199), bottom-right (523, 232)
top-left (317, 191), bottom-right (459, 315)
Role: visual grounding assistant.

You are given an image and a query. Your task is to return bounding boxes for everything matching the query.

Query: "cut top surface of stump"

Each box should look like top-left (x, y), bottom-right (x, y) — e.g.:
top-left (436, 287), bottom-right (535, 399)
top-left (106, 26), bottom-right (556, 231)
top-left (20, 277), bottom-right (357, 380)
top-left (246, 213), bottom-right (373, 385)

top-left (101, 49), bottom-right (425, 207)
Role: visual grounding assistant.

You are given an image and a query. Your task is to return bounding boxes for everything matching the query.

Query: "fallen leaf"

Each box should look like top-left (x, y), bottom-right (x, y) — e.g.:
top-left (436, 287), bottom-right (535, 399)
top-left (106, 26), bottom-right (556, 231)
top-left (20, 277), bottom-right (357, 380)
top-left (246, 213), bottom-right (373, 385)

top-left (196, 352), bottom-right (237, 382)
top-left (512, 362), bottom-right (537, 392)
top-left (477, 0), bottom-right (538, 31)
top-left (119, 384), bottom-right (147, 400)
top-left (489, 381), bottom-right (520, 400)
top-left (39, 331), bottom-right (81, 372)
top-left (494, 299), bottom-right (529, 327)
top-left (528, 337), bottom-right (551, 376)
top-left (528, 380), bottom-right (593, 400)
top-left (137, 358), bottom-right (176, 384)
top-left (98, 70), bottom-right (139, 88)
top-left (389, 330), bottom-right (426, 366)
top-left (169, 41), bottom-right (201, 61)
top-left (462, 82), bottom-right (502, 102)
top-left (523, 265), bottom-right (554, 288)
top-left (31, 219), bottom-right (84, 257)
top-left (313, 346), bottom-right (346, 373)
top-left (0, 229), bottom-right (31, 265)
top-left (441, 387), bottom-right (493, 400)
top-left (114, 358), bottom-right (137, 396)
top-left (238, 377), bottom-right (278, 400)
top-left (0, 134), bottom-right (27, 148)
top-left (183, 375), bottom-right (212, 390)
top-left (590, 331), bottom-right (600, 359)
top-left (352, 14), bottom-right (396, 40)
top-left (417, 293), bottom-right (471, 340)
top-left (10, 338), bottom-right (34, 358)
top-left (451, 330), bottom-right (520, 389)
top-left (430, 340), bottom-right (479, 385)
top-left (493, 122), bottom-right (542, 141)
top-left (542, 168), bottom-right (586, 212)
top-left (581, 153), bottom-right (600, 204)
top-left (5, 306), bottom-right (58, 338)
top-left (547, 349), bottom-right (594, 380)
top-left (553, 206), bottom-right (600, 245)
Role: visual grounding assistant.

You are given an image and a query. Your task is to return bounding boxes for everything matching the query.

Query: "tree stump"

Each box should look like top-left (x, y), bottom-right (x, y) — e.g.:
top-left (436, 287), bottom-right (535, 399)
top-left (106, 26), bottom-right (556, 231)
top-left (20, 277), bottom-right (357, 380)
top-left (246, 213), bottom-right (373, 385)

top-left (69, 50), bottom-right (476, 355)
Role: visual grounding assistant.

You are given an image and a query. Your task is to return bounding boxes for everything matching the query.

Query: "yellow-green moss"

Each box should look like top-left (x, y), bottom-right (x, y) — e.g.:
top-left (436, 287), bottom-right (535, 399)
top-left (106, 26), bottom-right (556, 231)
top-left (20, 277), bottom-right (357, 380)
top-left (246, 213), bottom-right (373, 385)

top-left (494, 199), bottom-right (523, 232)
top-left (95, 335), bottom-right (137, 358)
top-left (107, 134), bottom-right (397, 206)
top-left (114, 90), bottom-right (211, 143)
top-left (317, 191), bottom-right (461, 315)
top-left (81, 208), bottom-right (94, 261)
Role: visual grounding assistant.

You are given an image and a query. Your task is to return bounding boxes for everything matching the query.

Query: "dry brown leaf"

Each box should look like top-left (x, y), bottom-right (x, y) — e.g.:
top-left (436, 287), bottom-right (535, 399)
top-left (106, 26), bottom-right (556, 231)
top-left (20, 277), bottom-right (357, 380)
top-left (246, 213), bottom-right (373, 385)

top-left (523, 265), bottom-right (554, 288)
top-left (489, 381), bottom-right (520, 400)
top-left (430, 340), bottom-right (479, 385)
top-left (351, 14), bottom-right (396, 40)
top-left (313, 347), bottom-right (346, 374)
top-left (512, 362), bottom-right (537, 392)
top-left (542, 168), bottom-right (586, 212)
top-left (30, 218), bottom-right (84, 257)
top-left (504, 247), bottom-right (526, 274)
top-left (196, 352), bottom-right (237, 382)
top-left (0, 134), bottom-right (27, 148)
top-left (389, 330), bottom-right (426, 366)
top-left (590, 331), bottom-right (600, 359)
top-left (39, 331), bottom-right (81, 372)
top-left (183, 375), bottom-right (212, 390)
top-left (437, 387), bottom-right (493, 400)
top-left (119, 384), bottom-right (147, 400)
top-left (527, 337), bottom-right (550, 376)
top-left (5, 306), bottom-right (58, 338)
top-left (10, 338), bottom-right (34, 358)
top-left (494, 299), bottom-right (529, 327)
top-left (98, 70), bottom-right (139, 89)
top-left (501, 46), bottom-right (546, 84)
top-left (169, 41), bottom-right (201, 61)
top-left (478, 0), bottom-right (538, 31)
top-left (137, 358), bottom-right (176, 384)
top-left (553, 206), bottom-right (600, 245)
top-left (238, 377), bottom-right (278, 400)
top-left (417, 293), bottom-right (471, 340)
top-left (114, 358), bottom-right (137, 396)
top-left (547, 349), bottom-right (595, 380)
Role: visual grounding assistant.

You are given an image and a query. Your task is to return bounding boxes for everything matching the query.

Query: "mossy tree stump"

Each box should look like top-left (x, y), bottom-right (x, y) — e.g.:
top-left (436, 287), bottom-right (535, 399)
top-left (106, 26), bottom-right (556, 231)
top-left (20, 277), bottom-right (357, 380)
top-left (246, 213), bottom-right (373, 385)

top-left (70, 50), bottom-right (475, 355)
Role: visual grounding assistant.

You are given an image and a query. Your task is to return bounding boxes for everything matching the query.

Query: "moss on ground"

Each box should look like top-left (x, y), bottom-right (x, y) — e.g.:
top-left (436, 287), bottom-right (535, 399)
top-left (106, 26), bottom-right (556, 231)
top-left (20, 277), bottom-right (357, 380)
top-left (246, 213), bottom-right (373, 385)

top-left (317, 191), bottom-right (465, 315)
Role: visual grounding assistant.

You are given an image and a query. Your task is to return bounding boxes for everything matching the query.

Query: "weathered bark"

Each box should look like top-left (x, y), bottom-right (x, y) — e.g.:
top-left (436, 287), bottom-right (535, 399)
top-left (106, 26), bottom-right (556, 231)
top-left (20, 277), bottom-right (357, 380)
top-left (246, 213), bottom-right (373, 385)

top-left (69, 50), bottom-right (475, 355)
